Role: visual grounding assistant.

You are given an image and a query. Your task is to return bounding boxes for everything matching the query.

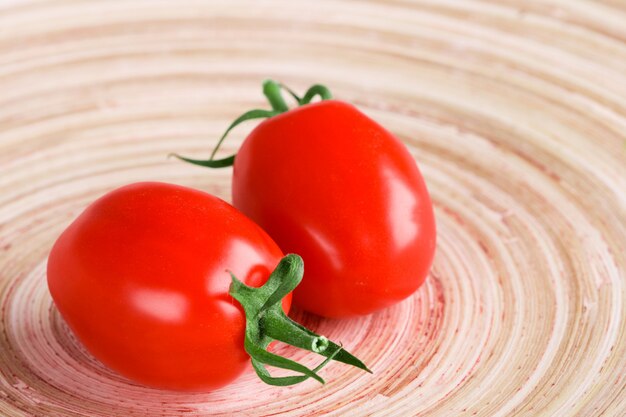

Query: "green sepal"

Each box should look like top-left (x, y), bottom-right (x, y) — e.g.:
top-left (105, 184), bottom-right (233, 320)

top-left (229, 254), bottom-right (370, 386)
top-left (172, 108), bottom-right (278, 168)
top-left (209, 108), bottom-right (279, 159)
top-left (175, 81), bottom-right (333, 169)
top-left (170, 154), bottom-right (235, 168)
top-left (299, 84), bottom-right (333, 104)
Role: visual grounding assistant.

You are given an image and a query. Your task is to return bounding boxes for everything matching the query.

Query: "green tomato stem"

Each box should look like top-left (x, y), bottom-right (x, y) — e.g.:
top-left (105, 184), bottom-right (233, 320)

top-left (229, 254), bottom-right (370, 386)
top-left (174, 80), bottom-right (333, 169)
top-left (262, 79), bottom-right (290, 113)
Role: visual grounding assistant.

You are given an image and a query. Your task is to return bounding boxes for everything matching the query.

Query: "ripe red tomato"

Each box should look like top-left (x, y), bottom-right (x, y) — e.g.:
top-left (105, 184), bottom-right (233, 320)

top-left (231, 100), bottom-right (436, 317)
top-left (47, 182), bottom-right (287, 391)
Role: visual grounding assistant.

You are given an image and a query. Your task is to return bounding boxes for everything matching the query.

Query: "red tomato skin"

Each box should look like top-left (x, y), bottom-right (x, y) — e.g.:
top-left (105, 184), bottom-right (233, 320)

top-left (232, 100), bottom-right (436, 317)
top-left (47, 182), bottom-right (288, 391)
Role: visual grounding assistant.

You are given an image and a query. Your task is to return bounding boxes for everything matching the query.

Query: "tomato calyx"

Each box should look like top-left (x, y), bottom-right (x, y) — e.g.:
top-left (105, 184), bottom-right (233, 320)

top-left (171, 80), bottom-right (332, 169)
top-left (229, 253), bottom-right (370, 386)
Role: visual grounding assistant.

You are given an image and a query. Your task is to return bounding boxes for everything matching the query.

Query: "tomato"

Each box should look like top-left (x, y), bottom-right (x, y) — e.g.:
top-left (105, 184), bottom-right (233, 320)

top-left (47, 182), bottom-right (287, 391)
top-left (177, 81), bottom-right (437, 318)
top-left (233, 101), bottom-right (436, 317)
top-left (48, 182), bottom-right (370, 391)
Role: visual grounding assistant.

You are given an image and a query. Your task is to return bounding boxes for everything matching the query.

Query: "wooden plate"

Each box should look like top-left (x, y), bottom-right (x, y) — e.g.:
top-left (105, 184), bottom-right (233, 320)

top-left (0, 1), bottom-right (624, 416)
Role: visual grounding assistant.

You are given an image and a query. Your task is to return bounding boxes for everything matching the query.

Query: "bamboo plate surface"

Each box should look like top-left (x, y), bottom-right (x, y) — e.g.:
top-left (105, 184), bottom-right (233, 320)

top-left (0, 1), bottom-right (625, 416)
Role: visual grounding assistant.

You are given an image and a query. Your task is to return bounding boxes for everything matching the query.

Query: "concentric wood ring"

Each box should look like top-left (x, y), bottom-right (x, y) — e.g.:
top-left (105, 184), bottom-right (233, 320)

top-left (0, 1), bottom-right (624, 416)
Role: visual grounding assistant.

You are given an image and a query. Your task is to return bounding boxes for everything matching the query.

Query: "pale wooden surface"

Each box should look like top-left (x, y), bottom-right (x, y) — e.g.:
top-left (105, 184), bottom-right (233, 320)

top-left (1, 1), bottom-right (625, 416)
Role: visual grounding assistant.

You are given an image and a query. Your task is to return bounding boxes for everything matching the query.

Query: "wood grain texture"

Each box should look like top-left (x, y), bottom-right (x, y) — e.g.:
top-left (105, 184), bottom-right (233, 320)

top-left (0, 0), bottom-right (625, 416)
